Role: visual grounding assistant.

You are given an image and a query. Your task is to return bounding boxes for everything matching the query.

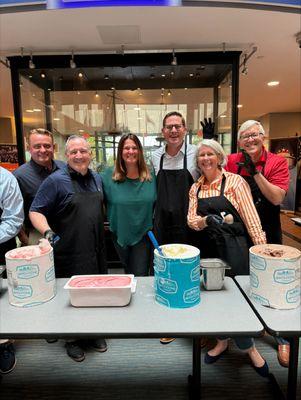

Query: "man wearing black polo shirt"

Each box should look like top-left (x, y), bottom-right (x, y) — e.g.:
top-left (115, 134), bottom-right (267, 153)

top-left (14, 128), bottom-right (65, 246)
top-left (29, 135), bottom-right (107, 362)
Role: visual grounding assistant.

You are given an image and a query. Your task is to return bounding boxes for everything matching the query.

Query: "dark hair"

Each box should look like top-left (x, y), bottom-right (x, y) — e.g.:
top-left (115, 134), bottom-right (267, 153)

top-left (113, 134), bottom-right (151, 182)
top-left (28, 128), bottom-right (54, 143)
top-left (162, 111), bottom-right (186, 128)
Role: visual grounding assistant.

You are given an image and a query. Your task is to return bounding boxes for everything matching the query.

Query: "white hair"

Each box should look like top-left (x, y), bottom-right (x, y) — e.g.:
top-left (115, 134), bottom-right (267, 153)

top-left (238, 120), bottom-right (265, 139)
top-left (195, 139), bottom-right (227, 169)
top-left (65, 135), bottom-right (91, 153)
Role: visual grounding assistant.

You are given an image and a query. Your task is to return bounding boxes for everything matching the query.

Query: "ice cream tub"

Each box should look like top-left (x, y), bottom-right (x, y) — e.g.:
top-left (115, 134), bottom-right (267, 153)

top-left (153, 244), bottom-right (200, 309)
top-left (64, 274), bottom-right (135, 307)
top-left (249, 244), bottom-right (301, 310)
top-left (5, 240), bottom-right (56, 307)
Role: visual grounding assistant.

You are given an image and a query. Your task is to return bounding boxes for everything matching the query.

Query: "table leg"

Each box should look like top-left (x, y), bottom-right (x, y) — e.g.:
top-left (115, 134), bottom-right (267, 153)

top-left (287, 337), bottom-right (299, 400)
top-left (188, 337), bottom-right (201, 399)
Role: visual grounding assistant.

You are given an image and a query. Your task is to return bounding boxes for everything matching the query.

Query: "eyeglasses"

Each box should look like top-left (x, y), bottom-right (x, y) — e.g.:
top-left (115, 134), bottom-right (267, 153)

top-left (164, 124), bottom-right (184, 131)
top-left (240, 132), bottom-right (262, 141)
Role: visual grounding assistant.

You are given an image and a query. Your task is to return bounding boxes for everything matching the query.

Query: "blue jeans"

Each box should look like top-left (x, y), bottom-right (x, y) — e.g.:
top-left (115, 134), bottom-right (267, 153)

top-left (218, 336), bottom-right (254, 350)
top-left (113, 235), bottom-right (151, 276)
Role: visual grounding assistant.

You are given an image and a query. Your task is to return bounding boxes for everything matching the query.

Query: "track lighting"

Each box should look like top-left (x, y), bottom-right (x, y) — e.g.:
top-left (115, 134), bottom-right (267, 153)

top-left (171, 49), bottom-right (177, 66)
top-left (70, 50), bottom-right (76, 69)
top-left (29, 51), bottom-right (35, 69)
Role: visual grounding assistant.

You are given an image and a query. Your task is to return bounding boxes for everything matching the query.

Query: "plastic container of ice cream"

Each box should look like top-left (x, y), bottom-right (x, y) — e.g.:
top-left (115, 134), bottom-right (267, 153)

top-left (64, 274), bottom-right (135, 307)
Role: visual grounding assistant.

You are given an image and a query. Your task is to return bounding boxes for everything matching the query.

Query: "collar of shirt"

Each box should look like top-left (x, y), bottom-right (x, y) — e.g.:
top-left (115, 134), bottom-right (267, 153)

top-left (67, 165), bottom-right (92, 180)
top-left (30, 158), bottom-right (57, 173)
top-left (164, 141), bottom-right (185, 159)
top-left (198, 169), bottom-right (225, 189)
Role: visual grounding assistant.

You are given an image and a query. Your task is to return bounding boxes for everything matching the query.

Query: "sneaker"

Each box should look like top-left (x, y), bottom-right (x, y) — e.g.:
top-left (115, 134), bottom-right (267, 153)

top-left (46, 339), bottom-right (58, 344)
top-left (160, 338), bottom-right (175, 344)
top-left (0, 343), bottom-right (17, 374)
top-left (87, 339), bottom-right (107, 353)
top-left (65, 341), bottom-right (85, 362)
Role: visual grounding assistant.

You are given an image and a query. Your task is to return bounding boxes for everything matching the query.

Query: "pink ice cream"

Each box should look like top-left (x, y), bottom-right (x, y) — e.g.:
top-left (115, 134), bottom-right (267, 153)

top-left (69, 276), bottom-right (132, 288)
top-left (7, 239), bottom-right (52, 260)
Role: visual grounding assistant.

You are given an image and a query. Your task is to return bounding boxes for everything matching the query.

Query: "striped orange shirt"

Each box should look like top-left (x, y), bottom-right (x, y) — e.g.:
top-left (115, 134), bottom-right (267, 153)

top-left (187, 169), bottom-right (266, 245)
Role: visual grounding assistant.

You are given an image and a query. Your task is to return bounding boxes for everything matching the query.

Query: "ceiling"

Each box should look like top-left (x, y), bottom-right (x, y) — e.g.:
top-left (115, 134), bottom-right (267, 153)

top-left (0, 4), bottom-right (300, 123)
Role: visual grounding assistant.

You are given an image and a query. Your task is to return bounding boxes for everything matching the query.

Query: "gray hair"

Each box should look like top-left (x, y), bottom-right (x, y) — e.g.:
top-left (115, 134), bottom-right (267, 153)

top-left (238, 120), bottom-right (265, 139)
top-left (65, 135), bottom-right (91, 153)
top-left (195, 139), bottom-right (227, 169)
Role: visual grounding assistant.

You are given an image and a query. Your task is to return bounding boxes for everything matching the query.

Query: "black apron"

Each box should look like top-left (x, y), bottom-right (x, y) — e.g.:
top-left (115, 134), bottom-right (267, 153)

top-left (51, 173), bottom-right (107, 278)
top-left (154, 143), bottom-right (194, 245)
top-left (196, 176), bottom-right (251, 276)
top-left (0, 207), bottom-right (16, 265)
top-left (238, 163), bottom-right (282, 244)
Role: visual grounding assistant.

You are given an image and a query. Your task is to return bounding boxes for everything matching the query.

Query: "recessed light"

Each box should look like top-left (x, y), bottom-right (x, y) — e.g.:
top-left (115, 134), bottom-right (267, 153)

top-left (189, 73), bottom-right (194, 77)
top-left (33, 108), bottom-right (41, 112)
top-left (237, 104), bottom-right (243, 108)
top-left (47, 88), bottom-right (51, 91)
top-left (267, 81), bottom-right (279, 86)
top-left (53, 117), bottom-right (60, 121)
top-left (77, 91), bottom-right (80, 95)
top-left (184, 88), bottom-right (188, 90)
top-left (161, 74), bottom-right (166, 77)
top-left (78, 72), bottom-right (83, 78)
top-left (220, 114), bottom-right (227, 118)
top-left (78, 129), bottom-right (84, 132)
top-left (40, 73), bottom-right (46, 78)
top-left (26, 109), bottom-right (34, 113)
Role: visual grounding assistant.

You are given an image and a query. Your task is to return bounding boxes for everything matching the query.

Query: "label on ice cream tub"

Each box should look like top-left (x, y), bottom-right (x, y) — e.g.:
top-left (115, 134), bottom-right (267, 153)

top-left (153, 243), bottom-right (200, 309)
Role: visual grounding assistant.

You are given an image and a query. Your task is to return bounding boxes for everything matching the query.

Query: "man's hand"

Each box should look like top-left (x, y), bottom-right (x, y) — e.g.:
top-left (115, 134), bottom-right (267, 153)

top-left (236, 150), bottom-right (258, 176)
top-left (201, 118), bottom-right (217, 140)
top-left (206, 214), bottom-right (224, 227)
top-left (44, 229), bottom-right (60, 246)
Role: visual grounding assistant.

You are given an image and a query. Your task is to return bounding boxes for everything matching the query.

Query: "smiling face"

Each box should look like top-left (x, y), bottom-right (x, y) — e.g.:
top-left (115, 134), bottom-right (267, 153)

top-left (66, 138), bottom-right (91, 175)
top-left (28, 133), bottom-right (54, 168)
top-left (238, 124), bottom-right (265, 160)
top-left (197, 145), bottom-right (220, 177)
top-left (122, 138), bottom-right (139, 167)
top-left (162, 115), bottom-right (187, 152)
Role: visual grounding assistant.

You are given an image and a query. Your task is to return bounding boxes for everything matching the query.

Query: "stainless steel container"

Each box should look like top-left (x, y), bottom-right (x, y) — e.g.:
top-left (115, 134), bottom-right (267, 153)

top-left (200, 258), bottom-right (230, 290)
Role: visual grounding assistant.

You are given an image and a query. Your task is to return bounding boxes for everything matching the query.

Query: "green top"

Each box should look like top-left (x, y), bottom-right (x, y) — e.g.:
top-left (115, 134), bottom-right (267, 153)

top-left (101, 167), bottom-right (157, 248)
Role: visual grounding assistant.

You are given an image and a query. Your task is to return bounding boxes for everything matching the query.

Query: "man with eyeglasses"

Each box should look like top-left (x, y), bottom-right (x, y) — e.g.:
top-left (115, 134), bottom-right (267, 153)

top-left (14, 128), bottom-right (65, 246)
top-left (226, 120), bottom-right (290, 368)
top-left (151, 111), bottom-right (200, 345)
top-left (29, 135), bottom-right (107, 362)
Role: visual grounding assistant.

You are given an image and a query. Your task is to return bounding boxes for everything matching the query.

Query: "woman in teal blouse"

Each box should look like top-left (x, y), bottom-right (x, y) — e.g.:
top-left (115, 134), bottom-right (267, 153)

top-left (101, 134), bottom-right (156, 276)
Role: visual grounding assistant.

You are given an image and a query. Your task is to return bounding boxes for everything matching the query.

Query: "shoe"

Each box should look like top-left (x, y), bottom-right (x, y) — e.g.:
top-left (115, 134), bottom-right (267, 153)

top-left (46, 339), bottom-right (58, 344)
top-left (87, 339), bottom-right (107, 353)
top-left (65, 341), bottom-right (85, 362)
top-left (253, 360), bottom-right (270, 378)
top-left (0, 343), bottom-right (17, 374)
top-left (200, 337), bottom-right (207, 349)
top-left (160, 338), bottom-right (175, 344)
top-left (204, 347), bottom-right (228, 364)
top-left (277, 344), bottom-right (290, 368)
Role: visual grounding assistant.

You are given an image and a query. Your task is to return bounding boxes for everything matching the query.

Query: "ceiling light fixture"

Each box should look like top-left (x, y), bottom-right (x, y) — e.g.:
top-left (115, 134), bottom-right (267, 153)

top-left (104, 74), bottom-right (110, 80)
top-left (267, 81), bottom-right (280, 87)
top-left (189, 73), bottom-right (194, 77)
top-left (95, 91), bottom-right (100, 98)
top-left (150, 74), bottom-right (155, 79)
top-left (40, 72), bottom-right (46, 78)
top-left (237, 104), bottom-right (243, 108)
top-left (29, 51), bottom-right (35, 69)
top-left (171, 49), bottom-right (177, 66)
top-left (78, 72), bottom-right (83, 78)
top-left (167, 90), bottom-right (171, 96)
top-left (70, 50), bottom-right (76, 69)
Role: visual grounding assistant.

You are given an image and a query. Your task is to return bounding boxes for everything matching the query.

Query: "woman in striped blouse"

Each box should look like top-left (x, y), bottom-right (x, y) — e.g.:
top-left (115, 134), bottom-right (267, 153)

top-left (187, 139), bottom-right (269, 377)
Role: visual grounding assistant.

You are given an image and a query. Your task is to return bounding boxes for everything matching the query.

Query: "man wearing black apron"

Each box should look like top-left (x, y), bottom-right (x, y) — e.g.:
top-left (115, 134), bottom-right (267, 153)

top-left (0, 167), bottom-right (24, 374)
top-left (226, 120), bottom-right (290, 367)
top-left (151, 111), bottom-right (199, 345)
top-left (30, 136), bottom-right (107, 362)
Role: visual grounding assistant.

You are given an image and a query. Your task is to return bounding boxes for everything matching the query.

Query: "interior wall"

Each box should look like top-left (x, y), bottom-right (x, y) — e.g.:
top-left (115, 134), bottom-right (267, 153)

top-left (259, 112), bottom-right (301, 139)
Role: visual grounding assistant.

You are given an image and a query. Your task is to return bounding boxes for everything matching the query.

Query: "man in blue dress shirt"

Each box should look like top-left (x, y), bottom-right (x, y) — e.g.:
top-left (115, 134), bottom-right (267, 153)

top-left (0, 166), bottom-right (24, 374)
